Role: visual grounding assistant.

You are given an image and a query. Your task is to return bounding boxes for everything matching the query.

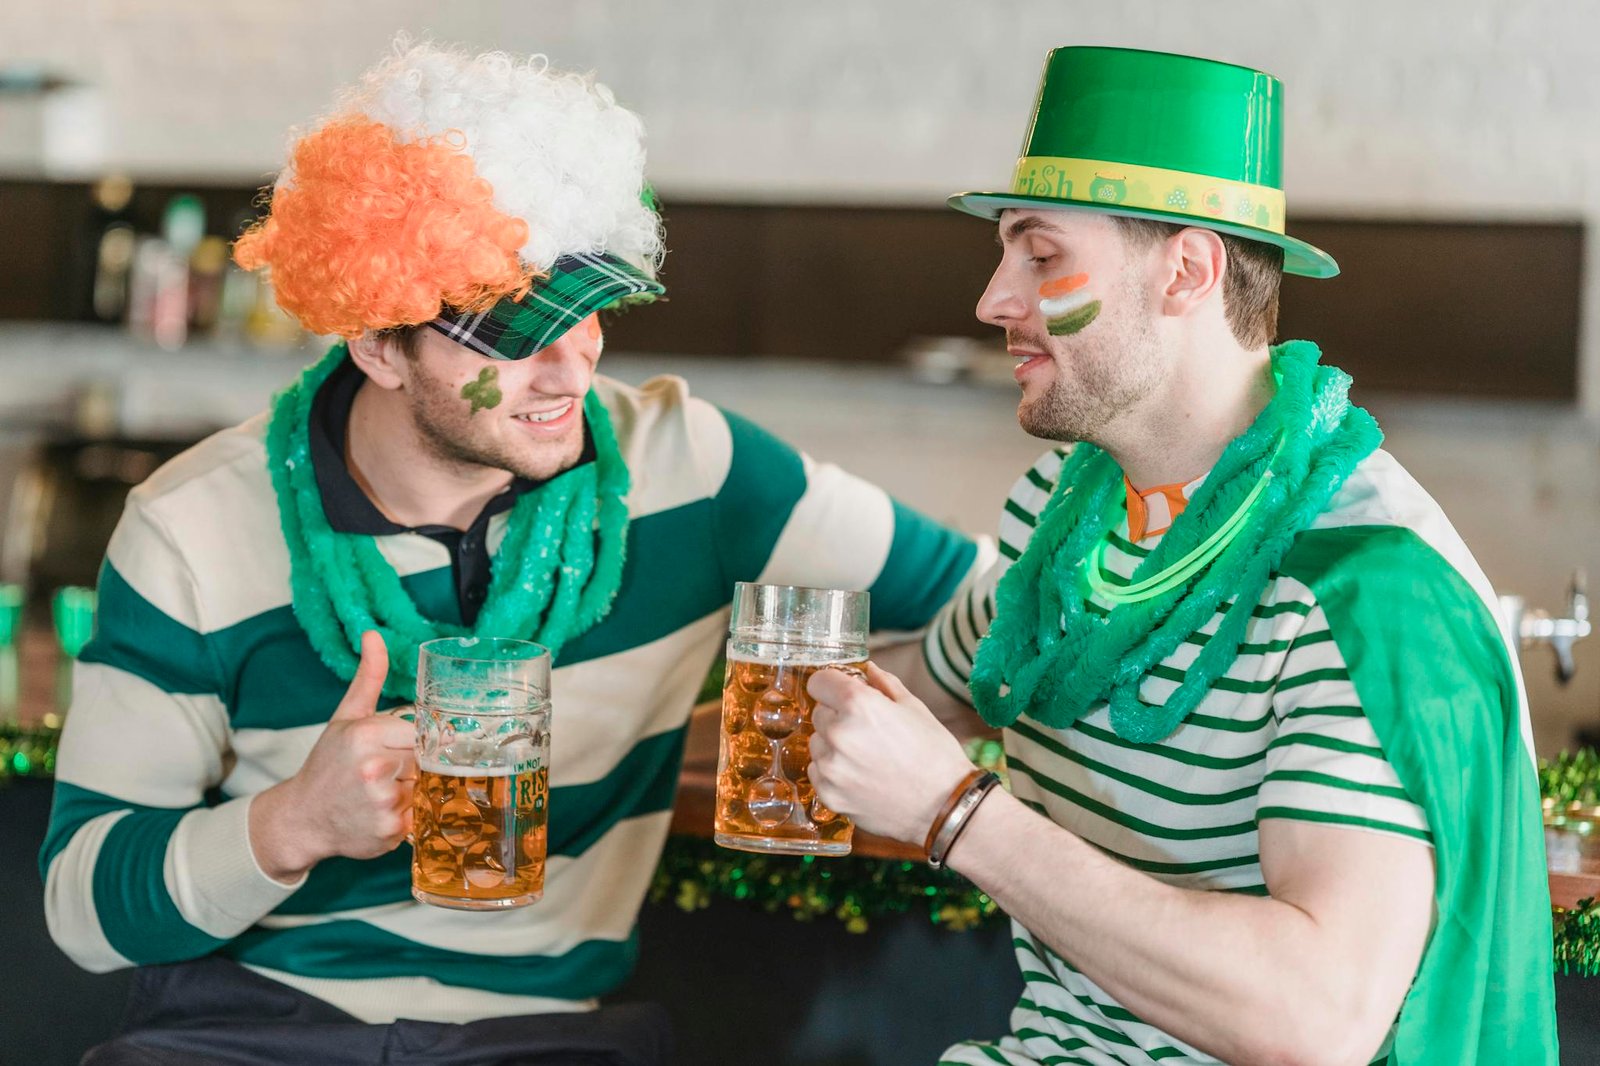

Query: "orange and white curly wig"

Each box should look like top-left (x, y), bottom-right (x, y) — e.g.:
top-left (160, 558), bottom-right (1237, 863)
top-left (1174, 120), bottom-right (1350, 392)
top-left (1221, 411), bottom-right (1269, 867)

top-left (235, 41), bottom-right (663, 338)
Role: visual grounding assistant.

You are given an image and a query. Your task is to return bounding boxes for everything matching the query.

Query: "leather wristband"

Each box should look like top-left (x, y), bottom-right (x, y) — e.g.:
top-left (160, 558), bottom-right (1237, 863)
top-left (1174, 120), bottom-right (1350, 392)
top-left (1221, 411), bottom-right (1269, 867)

top-left (924, 769), bottom-right (1001, 870)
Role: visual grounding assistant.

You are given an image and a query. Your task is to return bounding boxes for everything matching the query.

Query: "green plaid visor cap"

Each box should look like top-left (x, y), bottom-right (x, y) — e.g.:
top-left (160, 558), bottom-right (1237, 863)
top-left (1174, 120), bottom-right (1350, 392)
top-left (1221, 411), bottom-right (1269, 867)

top-left (426, 251), bottom-right (665, 360)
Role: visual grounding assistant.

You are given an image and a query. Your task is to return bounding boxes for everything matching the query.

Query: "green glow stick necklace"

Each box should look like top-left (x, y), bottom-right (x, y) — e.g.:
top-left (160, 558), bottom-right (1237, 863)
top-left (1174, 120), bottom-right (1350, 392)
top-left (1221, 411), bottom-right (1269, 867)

top-left (1083, 443), bottom-right (1282, 605)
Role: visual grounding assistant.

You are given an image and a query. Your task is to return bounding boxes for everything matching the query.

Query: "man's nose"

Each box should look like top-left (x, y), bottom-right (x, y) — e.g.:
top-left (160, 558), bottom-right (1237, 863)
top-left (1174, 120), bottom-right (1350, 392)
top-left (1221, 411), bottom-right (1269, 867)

top-left (977, 267), bottom-right (1030, 329)
top-left (526, 328), bottom-right (598, 394)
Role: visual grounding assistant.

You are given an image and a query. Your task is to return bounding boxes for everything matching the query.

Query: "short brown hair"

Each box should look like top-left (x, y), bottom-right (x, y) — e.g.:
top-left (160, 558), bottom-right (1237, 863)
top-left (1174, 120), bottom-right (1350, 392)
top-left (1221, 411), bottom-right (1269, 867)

top-left (376, 324), bottom-right (426, 359)
top-left (1113, 216), bottom-right (1283, 349)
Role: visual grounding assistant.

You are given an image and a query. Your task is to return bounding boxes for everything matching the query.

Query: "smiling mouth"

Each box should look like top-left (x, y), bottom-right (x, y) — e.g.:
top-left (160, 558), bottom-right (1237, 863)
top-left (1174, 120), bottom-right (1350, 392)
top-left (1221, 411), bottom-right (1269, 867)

top-left (513, 401), bottom-right (575, 424)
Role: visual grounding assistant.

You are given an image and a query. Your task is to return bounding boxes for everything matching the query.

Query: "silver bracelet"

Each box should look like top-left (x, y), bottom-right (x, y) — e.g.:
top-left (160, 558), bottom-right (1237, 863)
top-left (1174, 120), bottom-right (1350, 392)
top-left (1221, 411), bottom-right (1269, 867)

top-left (927, 771), bottom-right (1001, 870)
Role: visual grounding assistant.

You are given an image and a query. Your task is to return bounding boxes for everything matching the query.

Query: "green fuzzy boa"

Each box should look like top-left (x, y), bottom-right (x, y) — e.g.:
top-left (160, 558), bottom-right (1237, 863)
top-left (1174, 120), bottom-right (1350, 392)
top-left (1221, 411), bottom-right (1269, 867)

top-left (970, 340), bottom-right (1382, 743)
top-left (264, 344), bottom-right (631, 699)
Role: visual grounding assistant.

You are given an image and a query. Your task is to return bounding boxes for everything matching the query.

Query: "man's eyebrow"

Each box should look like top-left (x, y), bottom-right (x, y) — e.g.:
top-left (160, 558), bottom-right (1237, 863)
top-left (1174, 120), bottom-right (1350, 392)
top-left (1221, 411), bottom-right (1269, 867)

top-left (997, 214), bottom-right (1066, 245)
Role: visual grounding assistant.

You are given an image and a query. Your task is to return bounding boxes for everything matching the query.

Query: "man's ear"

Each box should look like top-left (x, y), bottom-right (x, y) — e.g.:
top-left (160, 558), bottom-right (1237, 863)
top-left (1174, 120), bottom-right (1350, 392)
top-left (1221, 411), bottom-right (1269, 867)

top-left (347, 332), bottom-right (409, 391)
top-left (1158, 227), bottom-right (1227, 320)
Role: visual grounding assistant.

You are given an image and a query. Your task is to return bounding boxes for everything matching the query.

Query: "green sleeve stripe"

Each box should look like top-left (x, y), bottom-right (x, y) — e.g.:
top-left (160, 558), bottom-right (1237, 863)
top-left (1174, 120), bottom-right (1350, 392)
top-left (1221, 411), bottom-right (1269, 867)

top-left (1012, 938), bottom-right (1145, 1024)
top-left (1069, 718), bottom-right (1267, 771)
top-left (79, 560), bottom-right (221, 697)
top-left (1015, 799), bottom-right (1257, 873)
top-left (1187, 630), bottom-right (1295, 655)
top-left (1023, 466), bottom-right (1055, 493)
top-left (711, 408), bottom-right (807, 587)
top-left (1097, 567), bottom-right (1132, 587)
top-left (1003, 498), bottom-right (1039, 528)
top-left (963, 586), bottom-right (987, 649)
top-left (972, 1042), bottom-right (1030, 1066)
top-left (1008, 755), bottom-right (1256, 841)
top-left (93, 805), bottom-right (229, 964)
top-left (1148, 663), bottom-right (1275, 695)
top-left (867, 499), bottom-right (977, 631)
top-left (1276, 667), bottom-right (1352, 691)
top-left (1010, 719), bottom-right (1258, 807)
top-left (38, 782), bottom-right (227, 965)
top-left (1182, 705), bottom-right (1276, 733)
top-left (921, 633), bottom-right (970, 704)
top-left (1266, 733), bottom-right (1386, 759)
top-left (1282, 704), bottom-right (1366, 721)
top-left (999, 540), bottom-right (1023, 562)
top-left (946, 610), bottom-right (975, 664)
top-left (1262, 768), bottom-right (1417, 803)
top-left (936, 620), bottom-right (971, 680)
top-left (1014, 998), bottom-right (1187, 1056)
top-left (1255, 806), bottom-right (1433, 842)
top-left (1093, 840), bottom-right (1260, 876)
top-left (225, 919), bottom-right (639, 1000)
top-left (1286, 629), bottom-right (1337, 654)
top-left (1253, 600), bottom-right (1314, 619)
top-left (40, 780), bottom-right (144, 878)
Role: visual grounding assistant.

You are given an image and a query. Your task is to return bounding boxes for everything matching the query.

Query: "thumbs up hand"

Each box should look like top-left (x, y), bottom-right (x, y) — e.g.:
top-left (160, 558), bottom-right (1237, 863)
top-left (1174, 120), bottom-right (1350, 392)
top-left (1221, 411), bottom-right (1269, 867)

top-left (249, 631), bottom-right (419, 885)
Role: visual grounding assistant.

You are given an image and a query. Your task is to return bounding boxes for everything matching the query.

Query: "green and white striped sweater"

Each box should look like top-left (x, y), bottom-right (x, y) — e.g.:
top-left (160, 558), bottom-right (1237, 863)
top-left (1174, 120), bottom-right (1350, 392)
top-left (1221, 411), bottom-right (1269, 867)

top-left (40, 371), bottom-right (981, 1025)
top-left (928, 446), bottom-right (1532, 1066)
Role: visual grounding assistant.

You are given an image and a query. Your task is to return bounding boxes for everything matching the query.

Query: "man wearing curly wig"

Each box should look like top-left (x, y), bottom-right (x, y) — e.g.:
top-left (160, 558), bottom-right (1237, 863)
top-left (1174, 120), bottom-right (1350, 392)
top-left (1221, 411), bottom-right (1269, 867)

top-left (40, 42), bottom-right (985, 1065)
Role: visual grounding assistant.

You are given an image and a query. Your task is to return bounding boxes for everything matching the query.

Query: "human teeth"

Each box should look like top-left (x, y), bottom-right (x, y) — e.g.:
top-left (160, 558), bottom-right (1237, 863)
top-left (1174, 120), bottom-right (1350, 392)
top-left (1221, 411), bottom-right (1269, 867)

top-left (515, 402), bottom-right (572, 424)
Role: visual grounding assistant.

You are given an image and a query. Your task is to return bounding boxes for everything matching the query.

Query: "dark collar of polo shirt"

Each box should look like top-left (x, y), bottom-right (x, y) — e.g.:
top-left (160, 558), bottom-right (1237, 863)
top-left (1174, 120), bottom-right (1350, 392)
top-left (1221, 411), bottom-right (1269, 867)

top-left (308, 355), bottom-right (596, 626)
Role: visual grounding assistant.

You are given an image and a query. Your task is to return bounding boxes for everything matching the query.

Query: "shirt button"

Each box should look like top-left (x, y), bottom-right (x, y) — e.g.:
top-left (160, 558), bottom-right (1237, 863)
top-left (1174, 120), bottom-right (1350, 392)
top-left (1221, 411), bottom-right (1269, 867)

top-left (467, 587), bottom-right (485, 603)
top-left (461, 536), bottom-right (477, 552)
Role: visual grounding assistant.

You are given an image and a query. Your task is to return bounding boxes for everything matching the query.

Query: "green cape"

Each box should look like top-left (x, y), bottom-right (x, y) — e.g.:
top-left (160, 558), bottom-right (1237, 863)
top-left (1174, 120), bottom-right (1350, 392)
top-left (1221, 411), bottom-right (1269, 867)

top-left (1278, 527), bottom-right (1557, 1064)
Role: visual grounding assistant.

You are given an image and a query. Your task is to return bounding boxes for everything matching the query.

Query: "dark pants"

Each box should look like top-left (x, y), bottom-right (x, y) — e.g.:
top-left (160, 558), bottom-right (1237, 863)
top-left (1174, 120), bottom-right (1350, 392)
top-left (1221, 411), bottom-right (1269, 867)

top-left (80, 957), bottom-right (672, 1066)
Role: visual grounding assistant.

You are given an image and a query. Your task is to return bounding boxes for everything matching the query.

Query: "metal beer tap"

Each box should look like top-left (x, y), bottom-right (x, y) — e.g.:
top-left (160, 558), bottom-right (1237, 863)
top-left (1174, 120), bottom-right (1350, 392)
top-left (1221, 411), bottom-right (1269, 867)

top-left (1500, 570), bottom-right (1591, 685)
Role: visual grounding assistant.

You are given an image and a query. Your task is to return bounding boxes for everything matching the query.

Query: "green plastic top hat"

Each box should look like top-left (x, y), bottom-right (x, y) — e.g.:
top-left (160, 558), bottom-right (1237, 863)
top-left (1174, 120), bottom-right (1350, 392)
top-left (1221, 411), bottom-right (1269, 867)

top-left (949, 47), bottom-right (1337, 279)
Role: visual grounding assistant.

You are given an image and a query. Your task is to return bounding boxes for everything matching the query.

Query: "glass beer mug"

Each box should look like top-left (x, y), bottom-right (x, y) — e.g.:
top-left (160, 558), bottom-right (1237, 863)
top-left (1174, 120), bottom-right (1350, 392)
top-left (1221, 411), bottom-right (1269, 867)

top-left (411, 637), bottom-right (552, 910)
top-left (714, 583), bottom-right (869, 856)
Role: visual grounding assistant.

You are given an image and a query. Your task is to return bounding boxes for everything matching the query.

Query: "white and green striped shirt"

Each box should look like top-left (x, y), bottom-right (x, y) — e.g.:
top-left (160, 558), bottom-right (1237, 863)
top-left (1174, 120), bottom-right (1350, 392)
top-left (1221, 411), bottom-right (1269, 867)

top-left (41, 369), bottom-right (982, 1025)
top-left (930, 446), bottom-right (1528, 1066)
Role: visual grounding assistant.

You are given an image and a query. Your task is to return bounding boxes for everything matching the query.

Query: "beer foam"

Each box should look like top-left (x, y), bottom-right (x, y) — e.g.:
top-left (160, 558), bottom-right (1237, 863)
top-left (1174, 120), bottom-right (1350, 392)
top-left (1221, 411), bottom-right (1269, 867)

top-left (418, 759), bottom-right (529, 778)
top-left (727, 650), bottom-right (867, 668)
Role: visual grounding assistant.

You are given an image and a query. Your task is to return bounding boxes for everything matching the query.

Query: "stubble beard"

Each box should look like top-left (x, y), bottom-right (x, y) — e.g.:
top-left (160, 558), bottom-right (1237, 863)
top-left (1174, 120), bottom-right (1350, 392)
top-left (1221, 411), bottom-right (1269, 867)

top-left (1016, 271), bottom-right (1164, 445)
top-left (408, 366), bottom-right (584, 483)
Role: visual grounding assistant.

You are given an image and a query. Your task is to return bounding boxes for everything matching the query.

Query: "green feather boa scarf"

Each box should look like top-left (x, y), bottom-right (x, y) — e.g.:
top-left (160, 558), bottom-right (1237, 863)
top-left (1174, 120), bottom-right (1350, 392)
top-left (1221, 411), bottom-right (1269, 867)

top-left (970, 341), bottom-right (1382, 743)
top-left (264, 344), bottom-right (631, 700)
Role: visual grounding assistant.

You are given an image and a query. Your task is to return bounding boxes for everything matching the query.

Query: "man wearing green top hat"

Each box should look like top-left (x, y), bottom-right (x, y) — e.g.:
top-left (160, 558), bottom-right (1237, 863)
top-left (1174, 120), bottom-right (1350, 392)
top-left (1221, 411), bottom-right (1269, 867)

top-left (808, 47), bottom-right (1558, 1065)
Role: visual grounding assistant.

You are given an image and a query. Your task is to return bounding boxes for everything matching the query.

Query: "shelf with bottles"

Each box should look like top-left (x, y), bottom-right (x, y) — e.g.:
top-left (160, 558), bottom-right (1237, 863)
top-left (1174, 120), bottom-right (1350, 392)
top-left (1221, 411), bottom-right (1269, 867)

top-left (85, 176), bottom-right (303, 352)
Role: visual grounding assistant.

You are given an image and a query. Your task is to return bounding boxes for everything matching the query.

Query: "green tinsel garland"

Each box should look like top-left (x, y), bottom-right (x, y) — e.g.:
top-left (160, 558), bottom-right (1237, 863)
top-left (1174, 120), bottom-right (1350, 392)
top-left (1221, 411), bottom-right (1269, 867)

top-left (646, 835), bottom-right (1001, 934)
top-left (0, 721), bottom-right (58, 780)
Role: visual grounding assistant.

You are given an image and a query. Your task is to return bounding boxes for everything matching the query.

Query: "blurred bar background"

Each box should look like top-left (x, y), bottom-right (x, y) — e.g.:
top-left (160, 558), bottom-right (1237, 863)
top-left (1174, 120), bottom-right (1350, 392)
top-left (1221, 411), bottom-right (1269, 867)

top-left (2, 2), bottom-right (1599, 1063)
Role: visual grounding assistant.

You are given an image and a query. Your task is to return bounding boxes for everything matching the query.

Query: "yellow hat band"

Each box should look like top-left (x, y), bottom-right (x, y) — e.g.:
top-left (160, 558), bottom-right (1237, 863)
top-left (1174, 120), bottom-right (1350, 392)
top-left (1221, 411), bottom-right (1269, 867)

top-left (1010, 156), bottom-right (1287, 236)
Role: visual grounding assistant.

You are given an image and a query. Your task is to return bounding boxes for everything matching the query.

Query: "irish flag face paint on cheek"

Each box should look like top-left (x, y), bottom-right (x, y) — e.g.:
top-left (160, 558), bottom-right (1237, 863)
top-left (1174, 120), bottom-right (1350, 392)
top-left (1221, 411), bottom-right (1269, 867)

top-left (1038, 273), bottom-right (1102, 336)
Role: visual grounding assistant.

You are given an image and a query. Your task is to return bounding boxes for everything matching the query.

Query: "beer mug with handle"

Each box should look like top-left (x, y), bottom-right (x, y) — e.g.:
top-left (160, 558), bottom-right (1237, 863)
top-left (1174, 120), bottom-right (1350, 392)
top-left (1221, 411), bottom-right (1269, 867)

top-left (412, 637), bottom-right (552, 910)
top-left (715, 583), bottom-right (868, 856)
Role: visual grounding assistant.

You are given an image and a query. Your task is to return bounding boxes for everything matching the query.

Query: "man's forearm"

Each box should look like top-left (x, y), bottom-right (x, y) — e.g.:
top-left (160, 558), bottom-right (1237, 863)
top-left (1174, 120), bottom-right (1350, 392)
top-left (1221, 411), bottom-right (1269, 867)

top-left (946, 791), bottom-right (1392, 1066)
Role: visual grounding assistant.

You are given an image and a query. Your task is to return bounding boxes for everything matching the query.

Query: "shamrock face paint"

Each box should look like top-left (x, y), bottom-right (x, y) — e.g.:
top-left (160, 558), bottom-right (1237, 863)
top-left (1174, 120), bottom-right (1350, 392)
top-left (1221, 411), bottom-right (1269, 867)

top-left (461, 366), bottom-right (503, 413)
top-left (1038, 273), bottom-right (1101, 336)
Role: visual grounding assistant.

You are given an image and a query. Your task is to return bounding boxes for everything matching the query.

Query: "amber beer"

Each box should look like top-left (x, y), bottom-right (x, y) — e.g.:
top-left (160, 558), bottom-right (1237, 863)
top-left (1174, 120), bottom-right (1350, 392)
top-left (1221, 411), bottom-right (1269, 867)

top-left (714, 583), bottom-right (870, 856)
top-left (412, 763), bottom-right (549, 909)
top-left (411, 637), bottom-right (553, 911)
top-left (716, 654), bottom-right (865, 854)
